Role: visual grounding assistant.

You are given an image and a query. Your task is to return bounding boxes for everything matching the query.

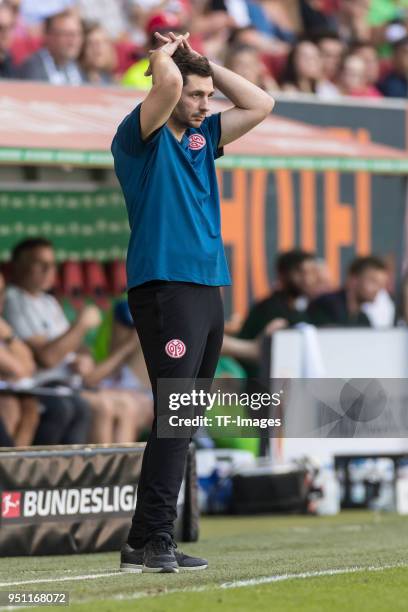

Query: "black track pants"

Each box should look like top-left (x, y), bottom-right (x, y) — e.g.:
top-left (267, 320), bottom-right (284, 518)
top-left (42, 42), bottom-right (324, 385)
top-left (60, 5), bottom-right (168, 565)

top-left (127, 281), bottom-right (224, 547)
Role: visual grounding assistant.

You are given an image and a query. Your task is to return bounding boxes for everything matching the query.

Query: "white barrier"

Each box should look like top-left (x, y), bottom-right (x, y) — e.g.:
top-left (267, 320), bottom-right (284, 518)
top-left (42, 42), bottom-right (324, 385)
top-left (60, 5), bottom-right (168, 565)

top-left (269, 328), bottom-right (408, 463)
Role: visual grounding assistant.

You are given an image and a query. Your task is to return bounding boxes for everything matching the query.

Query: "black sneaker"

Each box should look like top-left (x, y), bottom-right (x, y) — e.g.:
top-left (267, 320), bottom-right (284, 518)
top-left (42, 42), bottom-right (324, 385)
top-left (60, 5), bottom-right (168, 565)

top-left (172, 541), bottom-right (208, 571)
top-left (120, 540), bottom-right (208, 573)
top-left (143, 532), bottom-right (179, 573)
top-left (120, 542), bottom-right (144, 573)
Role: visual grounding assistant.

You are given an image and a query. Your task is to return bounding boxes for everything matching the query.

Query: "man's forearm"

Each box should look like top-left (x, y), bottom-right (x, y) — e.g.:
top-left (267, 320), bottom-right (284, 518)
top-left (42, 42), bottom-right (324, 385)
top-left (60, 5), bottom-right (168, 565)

top-left (82, 341), bottom-right (134, 387)
top-left (0, 345), bottom-right (27, 379)
top-left (209, 61), bottom-right (274, 111)
top-left (35, 322), bottom-right (87, 369)
top-left (150, 50), bottom-right (183, 87)
top-left (221, 334), bottom-right (259, 362)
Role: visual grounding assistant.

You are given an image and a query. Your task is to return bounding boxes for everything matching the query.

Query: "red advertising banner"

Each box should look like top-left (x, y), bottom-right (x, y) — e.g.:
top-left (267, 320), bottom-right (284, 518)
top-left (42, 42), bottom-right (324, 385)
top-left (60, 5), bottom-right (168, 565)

top-left (0, 82), bottom-right (407, 172)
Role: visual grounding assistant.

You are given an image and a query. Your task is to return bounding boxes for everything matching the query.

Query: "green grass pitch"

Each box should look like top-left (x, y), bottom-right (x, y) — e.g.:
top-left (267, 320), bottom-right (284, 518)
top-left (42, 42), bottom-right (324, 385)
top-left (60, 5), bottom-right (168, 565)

top-left (0, 511), bottom-right (407, 611)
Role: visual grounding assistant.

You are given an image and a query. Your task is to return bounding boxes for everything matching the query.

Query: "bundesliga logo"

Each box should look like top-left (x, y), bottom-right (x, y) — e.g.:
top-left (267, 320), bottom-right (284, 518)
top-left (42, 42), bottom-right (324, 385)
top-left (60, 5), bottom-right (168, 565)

top-left (1, 492), bottom-right (21, 518)
top-left (165, 339), bottom-right (186, 358)
top-left (188, 134), bottom-right (206, 150)
top-left (0, 486), bottom-right (137, 521)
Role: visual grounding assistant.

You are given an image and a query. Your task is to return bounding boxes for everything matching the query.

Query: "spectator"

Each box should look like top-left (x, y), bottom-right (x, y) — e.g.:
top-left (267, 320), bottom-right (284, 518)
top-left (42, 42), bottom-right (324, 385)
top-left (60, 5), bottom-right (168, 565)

top-left (109, 300), bottom-right (151, 392)
top-left (338, 52), bottom-right (381, 98)
top-left (207, 0), bottom-right (251, 30)
top-left (307, 255), bottom-right (394, 327)
top-left (245, 0), bottom-right (296, 44)
top-left (301, 0), bottom-right (371, 44)
top-left (378, 36), bottom-right (408, 98)
top-left (126, 0), bottom-right (189, 47)
top-left (224, 43), bottom-right (278, 91)
top-left (312, 258), bottom-right (334, 297)
top-left (19, 9), bottom-right (84, 84)
top-left (299, 0), bottom-right (338, 35)
top-left (315, 30), bottom-right (344, 83)
top-left (0, 2), bottom-right (18, 77)
top-left (122, 16), bottom-right (185, 89)
top-left (20, 0), bottom-right (75, 26)
top-left (3, 238), bottom-right (96, 444)
top-left (223, 250), bottom-right (318, 377)
top-left (336, 0), bottom-right (371, 44)
top-left (280, 38), bottom-right (336, 97)
top-left (75, 346), bottom-right (153, 443)
top-left (74, 301), bottom-right (153, 442)
top-left (7, 0), bottom-right (43, 65)
top-left (351, 41), bottom-right (382, 95)
top-left (80, 22), bottom-right (116, 85)
top-left (93, 300), bottom-right (153, 441)
top-left (226, 24), bottom-right (289, 57)
top-left (262, 0), bottom-right (301, 35)
top-left (188, 6), bottom-right (235, 62)
top-left (4, 238), bottom-right (151, 444)
top-left (76, 0), bottom-right (127, 40)
top-left (0, 270), bottom-right (39, 445)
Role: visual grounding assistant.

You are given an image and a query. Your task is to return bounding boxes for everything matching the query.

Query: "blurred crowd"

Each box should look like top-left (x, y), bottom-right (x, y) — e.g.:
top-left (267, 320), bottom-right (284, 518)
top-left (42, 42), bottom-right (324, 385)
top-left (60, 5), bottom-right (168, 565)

top-left (0, 235), bottom-right (404, 447)
top-left (0, 238), bottom-right (154, 447)
top-left (221, 249), bottom-right (399, 379)
top-left (1, 0), bottom-right (408, 98)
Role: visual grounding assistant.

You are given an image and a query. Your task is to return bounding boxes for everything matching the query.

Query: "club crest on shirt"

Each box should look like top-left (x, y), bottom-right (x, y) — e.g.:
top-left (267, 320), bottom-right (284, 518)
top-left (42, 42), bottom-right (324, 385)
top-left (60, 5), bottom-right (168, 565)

top-left (188, 134), bottom-right (206, 150)
top-left (165, 339), bottom-right (187, 358)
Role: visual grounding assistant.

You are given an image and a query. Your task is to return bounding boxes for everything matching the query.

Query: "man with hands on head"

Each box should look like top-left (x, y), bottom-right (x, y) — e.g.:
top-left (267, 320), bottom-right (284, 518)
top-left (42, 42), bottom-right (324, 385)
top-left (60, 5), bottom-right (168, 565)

top-left (112, 30), bottom-right (274, 574)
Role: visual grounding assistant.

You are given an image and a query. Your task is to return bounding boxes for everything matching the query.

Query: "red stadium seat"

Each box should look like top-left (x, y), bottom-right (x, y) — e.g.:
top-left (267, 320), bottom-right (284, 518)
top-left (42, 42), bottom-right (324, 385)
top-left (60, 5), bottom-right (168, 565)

top-left (107, 260), bottom-right (127, 296)
top-left (60, 261), bottom-right (85, 309)
top-left (83, 261), bottom-right (109, 308)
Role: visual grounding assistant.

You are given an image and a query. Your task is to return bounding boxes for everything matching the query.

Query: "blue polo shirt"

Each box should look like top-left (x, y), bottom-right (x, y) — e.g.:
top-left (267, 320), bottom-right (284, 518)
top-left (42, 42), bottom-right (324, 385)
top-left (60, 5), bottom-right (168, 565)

top-left (111, 103), bottom-right (232, 289)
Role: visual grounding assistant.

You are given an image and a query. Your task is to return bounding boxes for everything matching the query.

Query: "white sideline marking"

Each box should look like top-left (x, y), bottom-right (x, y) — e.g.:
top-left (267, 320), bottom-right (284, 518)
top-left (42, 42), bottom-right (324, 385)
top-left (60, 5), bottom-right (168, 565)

top-left (0, 571), bottom-right (120, 588)
top-left (220, 562), bottom-right (408, 588)
top-left (0, 561), bottom-right (406, 609)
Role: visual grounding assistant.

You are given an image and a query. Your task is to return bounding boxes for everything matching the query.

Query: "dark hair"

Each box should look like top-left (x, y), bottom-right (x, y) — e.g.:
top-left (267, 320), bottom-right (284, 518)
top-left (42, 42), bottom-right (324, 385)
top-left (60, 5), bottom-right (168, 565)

top-left (227, 26), bottom-right (256, 47)
top-left (224, 43), bottom-right (258, 68)
top-left (348, 256), bottom-right (387, 276)
top-left (312, 30), bottom-right (342, 45)
top-left (349, 40), bottom-right (376, 54)
top-left (44, 9), bottom-right (79, 34)
top-left (279, 39), bottom-right (318, 92)
top-left (276, 250), bottom-right (315, 278)
top-left (82, 20), bottom-right (103, 38)
top-left (79, 20), bottom-right (101, 62)
top-left (172, 47), bottom-right (213, 85)
top-left (11, 238), bottom-right (53, 262)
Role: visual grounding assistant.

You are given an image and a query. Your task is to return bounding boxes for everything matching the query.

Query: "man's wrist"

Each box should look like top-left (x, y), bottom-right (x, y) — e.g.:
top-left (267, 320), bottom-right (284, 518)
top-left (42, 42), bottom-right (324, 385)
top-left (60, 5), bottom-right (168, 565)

top-left (150, 49), bottom-right (174, 65)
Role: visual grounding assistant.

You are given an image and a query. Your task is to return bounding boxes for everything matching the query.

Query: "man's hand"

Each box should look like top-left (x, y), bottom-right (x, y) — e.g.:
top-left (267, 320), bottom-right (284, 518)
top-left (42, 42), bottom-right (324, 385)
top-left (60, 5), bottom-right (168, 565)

top-left (263, 319), bottom-right (288, 336)
top-left (71, 354), bottom-right (95, 377)
top-left (153, 30), bottom-right (201, 59)
top-left (0, 318), bottom-right (13, 341)
top-left (77, 305), bottom-right (102, 332)
top-left (144, 31), bottom-right (192, 76)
